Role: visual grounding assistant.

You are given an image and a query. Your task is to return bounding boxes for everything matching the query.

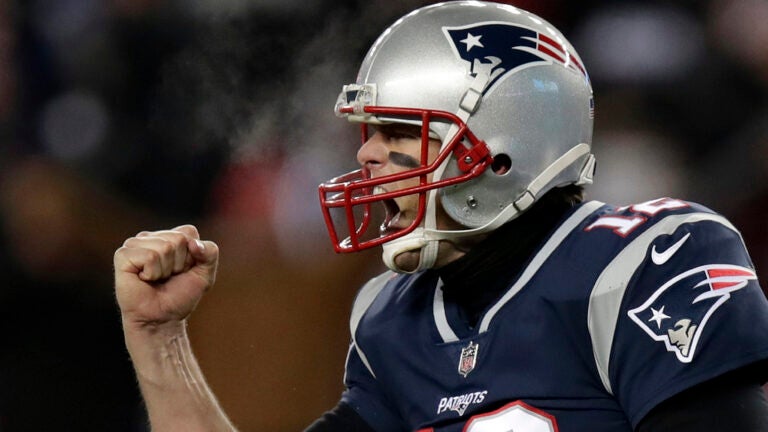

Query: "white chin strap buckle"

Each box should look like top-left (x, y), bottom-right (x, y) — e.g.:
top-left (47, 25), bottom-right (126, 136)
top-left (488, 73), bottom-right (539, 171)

top-left (381, 228), bottom-right (440, 274)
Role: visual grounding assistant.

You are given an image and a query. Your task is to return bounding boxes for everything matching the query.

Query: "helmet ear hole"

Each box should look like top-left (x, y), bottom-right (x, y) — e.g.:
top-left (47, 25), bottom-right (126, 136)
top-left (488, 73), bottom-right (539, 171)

top-left (491, 154), bottom-right (512, 175)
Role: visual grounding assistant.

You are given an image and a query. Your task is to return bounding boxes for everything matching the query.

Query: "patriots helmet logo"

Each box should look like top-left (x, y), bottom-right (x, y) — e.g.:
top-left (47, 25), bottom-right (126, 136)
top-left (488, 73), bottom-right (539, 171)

top-left (443, 22), bottom-right (587, 95)
top-left (628, 264), bottom-right (757, 363)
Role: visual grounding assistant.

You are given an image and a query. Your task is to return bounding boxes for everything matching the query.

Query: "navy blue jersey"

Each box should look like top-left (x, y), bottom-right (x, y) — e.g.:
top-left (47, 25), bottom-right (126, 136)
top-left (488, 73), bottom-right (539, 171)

top-left (340, 198), bottom-right (768, 431)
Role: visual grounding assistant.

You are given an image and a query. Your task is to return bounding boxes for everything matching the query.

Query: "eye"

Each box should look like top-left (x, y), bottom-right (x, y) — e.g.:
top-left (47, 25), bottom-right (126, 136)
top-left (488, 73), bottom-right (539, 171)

top-left (379, 125), bottom-right (421, 141)
top-left (390, 131), bottom-right (418, 140)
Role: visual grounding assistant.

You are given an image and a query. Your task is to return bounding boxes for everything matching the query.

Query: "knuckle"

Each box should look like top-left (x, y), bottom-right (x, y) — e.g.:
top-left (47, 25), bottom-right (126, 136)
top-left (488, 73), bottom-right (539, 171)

top-left (178, 224), bottom-right (200, 238)
top-left (145, 249), bottom-right (161, 265)
top-left (170, 231), bottom-right (189, 246)
top-left (158, 239), bottom-right (175, 257)
top-left (113, 246), bottom-right (127, 261)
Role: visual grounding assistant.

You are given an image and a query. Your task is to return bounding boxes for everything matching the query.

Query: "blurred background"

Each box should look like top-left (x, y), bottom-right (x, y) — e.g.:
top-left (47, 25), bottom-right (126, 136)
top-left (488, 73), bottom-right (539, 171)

top-left (0, 0), bottom-right (766, 430)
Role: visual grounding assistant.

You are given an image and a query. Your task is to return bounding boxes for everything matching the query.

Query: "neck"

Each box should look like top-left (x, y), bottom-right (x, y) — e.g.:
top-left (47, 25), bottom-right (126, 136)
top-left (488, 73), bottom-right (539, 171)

top-left (437, 190), bottom-right (578, 328)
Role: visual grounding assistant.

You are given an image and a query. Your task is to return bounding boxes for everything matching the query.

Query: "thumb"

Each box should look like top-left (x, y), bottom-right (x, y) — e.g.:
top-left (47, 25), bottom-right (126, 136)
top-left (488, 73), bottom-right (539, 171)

top-left (188, 239), bottom-right (219, 282)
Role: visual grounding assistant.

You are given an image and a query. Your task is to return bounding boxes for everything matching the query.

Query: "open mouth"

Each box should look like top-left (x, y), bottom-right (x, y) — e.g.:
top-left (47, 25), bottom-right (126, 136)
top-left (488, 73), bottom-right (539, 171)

top-left (375, 187), bottom-right (403, 234)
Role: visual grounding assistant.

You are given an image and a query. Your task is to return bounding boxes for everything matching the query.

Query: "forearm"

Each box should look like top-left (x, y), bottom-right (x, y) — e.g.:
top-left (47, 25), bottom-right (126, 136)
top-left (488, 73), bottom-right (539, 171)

top-left (123, 320), bottom-right (238, 432)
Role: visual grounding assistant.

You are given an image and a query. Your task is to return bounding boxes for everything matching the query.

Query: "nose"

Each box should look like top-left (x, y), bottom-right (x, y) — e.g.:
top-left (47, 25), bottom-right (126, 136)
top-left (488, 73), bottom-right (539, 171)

top-left (356, 130), bottom-right (389, 170)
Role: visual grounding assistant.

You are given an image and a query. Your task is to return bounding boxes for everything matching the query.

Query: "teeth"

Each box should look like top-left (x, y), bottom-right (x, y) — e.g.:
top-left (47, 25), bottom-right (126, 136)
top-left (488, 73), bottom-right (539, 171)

top-left (373, 186), bottom-right (387, 195)
top-left (381, 211), bottom-right (402, 235)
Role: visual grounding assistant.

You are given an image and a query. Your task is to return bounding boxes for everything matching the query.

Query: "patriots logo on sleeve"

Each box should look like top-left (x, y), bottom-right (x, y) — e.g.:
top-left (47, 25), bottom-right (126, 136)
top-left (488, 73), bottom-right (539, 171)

top-left (628, 264), bottom-right (757, 363)
top-left (443, 22), bottom-right (588, 94)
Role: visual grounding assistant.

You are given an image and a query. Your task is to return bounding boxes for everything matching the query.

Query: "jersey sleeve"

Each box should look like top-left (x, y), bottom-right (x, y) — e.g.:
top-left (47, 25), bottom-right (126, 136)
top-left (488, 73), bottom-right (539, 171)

top-left (605, 214), bottom-right (768, 426)
top-left (340, 343), bottom-right (404, 432)
top-left (338, 271), bottom-right (405, 432)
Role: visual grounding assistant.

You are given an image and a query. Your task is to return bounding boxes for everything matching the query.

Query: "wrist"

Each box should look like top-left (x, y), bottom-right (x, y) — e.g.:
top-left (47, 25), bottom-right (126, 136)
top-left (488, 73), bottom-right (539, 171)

top-left (122, 318), bottom-right (191, 387)
top-left (121, 316), bottom-right (238, 431)
top-left (122, 315), bottom-right (188, 337)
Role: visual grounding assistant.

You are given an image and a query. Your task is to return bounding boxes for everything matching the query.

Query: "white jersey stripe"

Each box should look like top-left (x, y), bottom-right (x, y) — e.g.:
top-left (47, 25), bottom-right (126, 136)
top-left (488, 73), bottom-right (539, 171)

top-left (478, 201), bottom-right (605, 333)
top-left (434, 279), bottom-right (460, 342)
top-left (349, 271), bottom-right (396, 378)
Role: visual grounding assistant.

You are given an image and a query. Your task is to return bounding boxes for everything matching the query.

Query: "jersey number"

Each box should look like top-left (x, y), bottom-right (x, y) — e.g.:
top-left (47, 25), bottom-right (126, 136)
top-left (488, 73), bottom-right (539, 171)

top-left (585, 198), bottom-right (688, 237)
top-left (417, 401), bottom-right (558, 432)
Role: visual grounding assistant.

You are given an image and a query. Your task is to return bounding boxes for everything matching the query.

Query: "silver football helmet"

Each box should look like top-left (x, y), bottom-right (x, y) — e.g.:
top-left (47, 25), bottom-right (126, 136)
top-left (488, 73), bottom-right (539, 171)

top-left (319, 1), bottom-right (595, 273)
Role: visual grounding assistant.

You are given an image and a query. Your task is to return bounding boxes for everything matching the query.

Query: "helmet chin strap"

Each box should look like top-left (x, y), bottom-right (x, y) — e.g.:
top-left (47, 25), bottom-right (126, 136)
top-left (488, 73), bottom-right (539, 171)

top-left (381, 227), bottom-right (440, 274)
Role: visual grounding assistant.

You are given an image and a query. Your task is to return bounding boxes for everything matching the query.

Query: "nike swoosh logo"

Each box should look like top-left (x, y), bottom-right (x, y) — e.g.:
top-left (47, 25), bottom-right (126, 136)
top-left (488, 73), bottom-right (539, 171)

top-left (651, 233), bottom-right (691, 265)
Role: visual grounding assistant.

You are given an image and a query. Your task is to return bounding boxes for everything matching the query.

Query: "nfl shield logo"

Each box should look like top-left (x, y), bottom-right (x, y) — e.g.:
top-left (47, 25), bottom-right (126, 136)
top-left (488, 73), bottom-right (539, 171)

top-left (458, 341), bottom-right (479, 377)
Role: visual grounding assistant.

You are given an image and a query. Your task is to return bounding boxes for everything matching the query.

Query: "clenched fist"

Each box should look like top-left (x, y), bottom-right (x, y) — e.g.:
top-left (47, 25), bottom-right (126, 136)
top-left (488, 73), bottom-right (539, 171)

top-left (114, 225), bottom-right (219, 330)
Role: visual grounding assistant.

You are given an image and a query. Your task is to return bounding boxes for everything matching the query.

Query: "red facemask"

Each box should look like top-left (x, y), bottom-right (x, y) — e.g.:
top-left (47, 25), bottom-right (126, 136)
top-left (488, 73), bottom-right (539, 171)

top-left (318, 105), bottom-right (493, 253)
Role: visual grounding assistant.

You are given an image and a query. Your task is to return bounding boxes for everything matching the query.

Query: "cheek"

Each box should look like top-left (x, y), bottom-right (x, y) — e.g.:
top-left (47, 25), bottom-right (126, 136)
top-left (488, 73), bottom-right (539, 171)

top-left (381, 139), bottom-right (442, 202)
top-left (385, 172), bottom-right (424, 193)
top-left (430, 143), bottom-right (440, 161)
top-left (395, 192), bottom-right (420, 210)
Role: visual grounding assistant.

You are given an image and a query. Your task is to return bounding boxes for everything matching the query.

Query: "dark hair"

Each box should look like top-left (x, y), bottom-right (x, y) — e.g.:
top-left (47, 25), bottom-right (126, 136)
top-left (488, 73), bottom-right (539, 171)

top-left (539, 184), bottom-right (585, 208)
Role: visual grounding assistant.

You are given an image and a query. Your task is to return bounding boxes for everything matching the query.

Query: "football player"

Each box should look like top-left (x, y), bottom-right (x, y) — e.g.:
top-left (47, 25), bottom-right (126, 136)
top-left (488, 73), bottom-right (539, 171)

top-left (114, 2), bottom-right (768, 431)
